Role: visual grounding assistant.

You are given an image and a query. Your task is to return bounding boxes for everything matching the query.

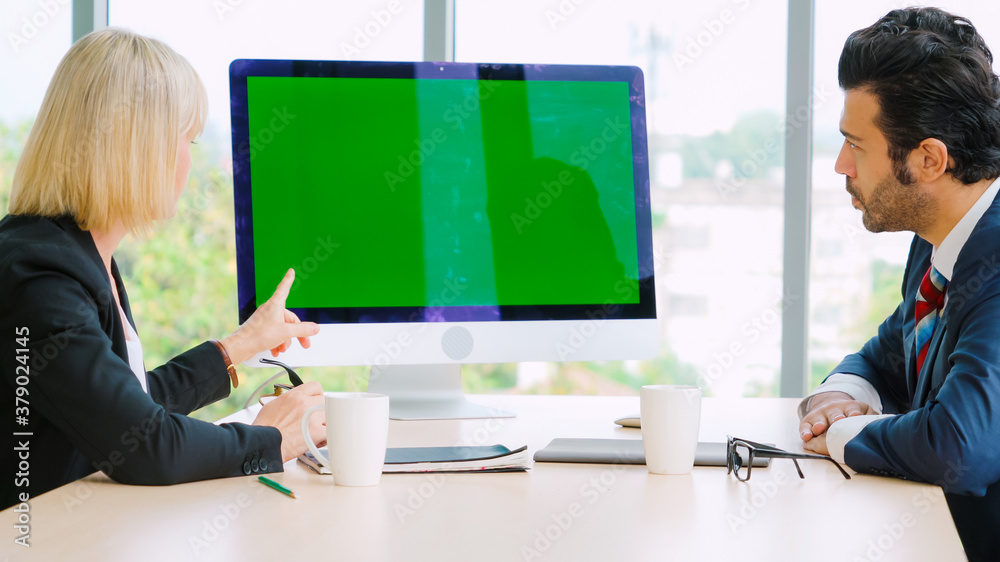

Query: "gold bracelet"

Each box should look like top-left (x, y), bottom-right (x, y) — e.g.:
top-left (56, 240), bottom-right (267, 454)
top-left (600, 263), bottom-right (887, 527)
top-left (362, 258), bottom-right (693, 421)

top-left (210, 340), bottom-right (239, 388)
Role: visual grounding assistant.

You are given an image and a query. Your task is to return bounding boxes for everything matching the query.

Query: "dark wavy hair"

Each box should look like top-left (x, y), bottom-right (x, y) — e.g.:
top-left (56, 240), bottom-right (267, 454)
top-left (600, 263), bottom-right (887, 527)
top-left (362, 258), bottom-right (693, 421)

top-left (839, 7), bottom-right (1000, 184)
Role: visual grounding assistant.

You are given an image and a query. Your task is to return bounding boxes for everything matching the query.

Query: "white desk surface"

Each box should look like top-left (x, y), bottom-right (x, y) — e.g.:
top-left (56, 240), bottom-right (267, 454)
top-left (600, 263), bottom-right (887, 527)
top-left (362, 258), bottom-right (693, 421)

top-left (2, 396), bottom-right (965, 561)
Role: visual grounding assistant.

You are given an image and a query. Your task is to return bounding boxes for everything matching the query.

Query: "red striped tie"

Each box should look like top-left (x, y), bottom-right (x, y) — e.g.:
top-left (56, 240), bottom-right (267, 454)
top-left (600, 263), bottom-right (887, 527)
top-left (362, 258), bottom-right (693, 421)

top-left (914, 265), bottom-right (947, 374)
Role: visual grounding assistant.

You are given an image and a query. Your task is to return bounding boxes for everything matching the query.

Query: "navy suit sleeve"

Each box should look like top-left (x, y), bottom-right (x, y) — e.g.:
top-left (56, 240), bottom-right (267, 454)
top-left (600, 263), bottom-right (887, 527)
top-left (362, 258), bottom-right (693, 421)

top-left (844, 292), bottom-right (1000, 496)
top-left (1, 247), bottom-right (282, 487)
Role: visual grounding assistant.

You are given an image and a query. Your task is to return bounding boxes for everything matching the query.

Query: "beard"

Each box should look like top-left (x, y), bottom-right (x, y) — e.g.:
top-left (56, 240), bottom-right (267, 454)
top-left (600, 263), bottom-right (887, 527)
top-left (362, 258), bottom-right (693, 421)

top-left (847, 165), bottom-right (936, 234)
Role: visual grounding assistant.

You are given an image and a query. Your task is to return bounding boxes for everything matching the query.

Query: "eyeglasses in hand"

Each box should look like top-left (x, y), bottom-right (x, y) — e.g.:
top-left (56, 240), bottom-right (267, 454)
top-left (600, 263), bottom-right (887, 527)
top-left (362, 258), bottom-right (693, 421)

top-left (244, 358), bottom-right (306, 409)
top-left (727, 435), bottom-right (851, 481)
top-left (259, 357), bottom-right (304, 387)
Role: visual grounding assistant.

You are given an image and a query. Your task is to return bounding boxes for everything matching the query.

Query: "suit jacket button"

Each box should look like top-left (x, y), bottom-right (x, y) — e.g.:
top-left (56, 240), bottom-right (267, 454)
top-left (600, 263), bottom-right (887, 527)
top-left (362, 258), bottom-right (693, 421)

top-left (259, 459), bottom-right (269, 472)
top-left (243, 461), bottom-right (252, 475)
top-left (251, 459), bottom-right (260, 472)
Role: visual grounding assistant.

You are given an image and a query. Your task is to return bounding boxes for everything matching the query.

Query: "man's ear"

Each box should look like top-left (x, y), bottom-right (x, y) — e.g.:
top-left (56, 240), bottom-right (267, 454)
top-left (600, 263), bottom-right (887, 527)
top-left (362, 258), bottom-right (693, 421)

top-left (909, 138), bottom-right (950, 182)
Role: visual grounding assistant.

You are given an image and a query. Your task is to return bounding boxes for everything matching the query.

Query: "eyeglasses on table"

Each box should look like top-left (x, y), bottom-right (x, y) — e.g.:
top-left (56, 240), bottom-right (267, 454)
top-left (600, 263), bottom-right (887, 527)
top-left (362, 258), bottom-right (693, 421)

top-left (727, 435), bottom-right (851, 481)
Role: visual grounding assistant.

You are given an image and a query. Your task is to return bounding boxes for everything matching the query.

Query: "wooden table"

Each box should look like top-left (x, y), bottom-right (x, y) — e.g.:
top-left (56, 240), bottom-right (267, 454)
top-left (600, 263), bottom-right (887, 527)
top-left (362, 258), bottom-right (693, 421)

top-left (1, 396), bottom-right (966, 561)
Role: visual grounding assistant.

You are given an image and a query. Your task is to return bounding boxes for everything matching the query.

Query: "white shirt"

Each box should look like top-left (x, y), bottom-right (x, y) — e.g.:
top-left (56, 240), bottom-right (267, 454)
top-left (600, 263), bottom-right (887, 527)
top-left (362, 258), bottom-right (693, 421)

top-left (802, 177), bottom-right (1000, 463)
top-left (118, 301), bottom-right (148, 394)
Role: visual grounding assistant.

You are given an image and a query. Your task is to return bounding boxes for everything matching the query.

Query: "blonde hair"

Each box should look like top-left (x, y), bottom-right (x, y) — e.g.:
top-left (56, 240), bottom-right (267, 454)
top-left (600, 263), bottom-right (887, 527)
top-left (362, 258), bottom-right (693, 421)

top-left (9, 27), bottom-right (207, 234)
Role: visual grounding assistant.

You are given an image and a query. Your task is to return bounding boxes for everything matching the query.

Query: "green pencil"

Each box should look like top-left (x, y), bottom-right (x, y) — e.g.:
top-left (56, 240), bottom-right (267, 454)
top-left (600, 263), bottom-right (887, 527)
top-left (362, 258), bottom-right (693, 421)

top-left (258, 475), bottom-right (296, 499)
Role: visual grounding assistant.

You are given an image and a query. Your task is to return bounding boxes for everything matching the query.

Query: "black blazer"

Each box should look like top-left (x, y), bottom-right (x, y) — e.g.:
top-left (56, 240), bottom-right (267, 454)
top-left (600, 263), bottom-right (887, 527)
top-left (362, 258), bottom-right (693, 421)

top-left (0, 215), bottom-right (282, 510)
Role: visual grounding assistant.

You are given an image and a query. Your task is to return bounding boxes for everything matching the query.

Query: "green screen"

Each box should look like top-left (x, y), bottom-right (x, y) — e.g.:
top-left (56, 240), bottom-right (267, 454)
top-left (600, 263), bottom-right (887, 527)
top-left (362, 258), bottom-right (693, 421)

top-left (247, 76), bottom-right (639, 308)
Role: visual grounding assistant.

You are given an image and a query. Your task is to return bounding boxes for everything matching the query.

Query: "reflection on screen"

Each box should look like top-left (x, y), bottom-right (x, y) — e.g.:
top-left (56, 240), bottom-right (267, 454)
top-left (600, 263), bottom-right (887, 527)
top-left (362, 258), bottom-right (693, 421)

top-left (247, 76), bottom-right (639, 309)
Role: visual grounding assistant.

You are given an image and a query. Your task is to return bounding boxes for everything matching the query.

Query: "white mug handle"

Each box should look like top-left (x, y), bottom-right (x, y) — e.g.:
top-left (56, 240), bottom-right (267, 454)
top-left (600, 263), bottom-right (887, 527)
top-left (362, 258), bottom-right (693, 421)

top-left (300, 404), bottom-right (329, 471)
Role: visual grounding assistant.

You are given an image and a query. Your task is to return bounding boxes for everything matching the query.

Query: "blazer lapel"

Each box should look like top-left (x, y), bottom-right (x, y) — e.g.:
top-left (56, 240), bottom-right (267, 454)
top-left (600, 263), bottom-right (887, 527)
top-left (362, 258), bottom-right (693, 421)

top-left (110, 258), bottom-right (137, 331)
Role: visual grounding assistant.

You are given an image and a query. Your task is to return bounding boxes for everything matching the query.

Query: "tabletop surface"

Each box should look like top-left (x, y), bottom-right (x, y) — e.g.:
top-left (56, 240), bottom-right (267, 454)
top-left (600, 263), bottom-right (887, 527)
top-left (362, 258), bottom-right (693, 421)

top-left (1, 395), bottom-right (966, 562)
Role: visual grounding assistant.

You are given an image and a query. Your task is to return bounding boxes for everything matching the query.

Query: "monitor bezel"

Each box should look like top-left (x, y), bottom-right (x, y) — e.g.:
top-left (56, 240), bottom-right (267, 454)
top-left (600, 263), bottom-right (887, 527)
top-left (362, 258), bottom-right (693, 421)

top-left (229, 59), bottom-right (655, 328)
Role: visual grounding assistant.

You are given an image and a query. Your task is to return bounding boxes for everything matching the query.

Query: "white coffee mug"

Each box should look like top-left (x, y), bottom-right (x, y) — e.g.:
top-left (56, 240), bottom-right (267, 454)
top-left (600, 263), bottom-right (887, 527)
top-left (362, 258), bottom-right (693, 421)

top-left (300, 392), bottom-right (390, 486)
top-left (640, 385), bottom-right (702, 475)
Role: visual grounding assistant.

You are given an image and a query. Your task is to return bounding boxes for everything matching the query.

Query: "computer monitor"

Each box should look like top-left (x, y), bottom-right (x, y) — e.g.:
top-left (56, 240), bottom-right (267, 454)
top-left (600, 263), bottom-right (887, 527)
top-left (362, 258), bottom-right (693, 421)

top-left (229, 59), bottom-right (657, 420)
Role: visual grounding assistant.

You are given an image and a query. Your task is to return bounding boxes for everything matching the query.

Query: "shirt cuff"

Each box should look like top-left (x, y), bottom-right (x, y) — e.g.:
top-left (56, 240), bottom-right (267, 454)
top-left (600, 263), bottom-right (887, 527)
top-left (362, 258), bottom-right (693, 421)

top-left (797, 374), bottom-right (884, 418)
top-left (826, 414), bottom-right (895, 464)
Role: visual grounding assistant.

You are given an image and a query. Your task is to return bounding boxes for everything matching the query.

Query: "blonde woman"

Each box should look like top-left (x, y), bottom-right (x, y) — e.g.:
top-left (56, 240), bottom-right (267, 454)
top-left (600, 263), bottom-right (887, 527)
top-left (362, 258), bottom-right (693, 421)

top-left (0, 28), bottom-right (326, 509)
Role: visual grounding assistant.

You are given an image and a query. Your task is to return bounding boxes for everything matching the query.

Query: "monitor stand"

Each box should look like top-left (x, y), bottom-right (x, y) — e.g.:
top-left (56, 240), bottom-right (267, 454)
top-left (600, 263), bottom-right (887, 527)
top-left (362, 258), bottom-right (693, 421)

top-left (366, 364), bottom-right (516, 421)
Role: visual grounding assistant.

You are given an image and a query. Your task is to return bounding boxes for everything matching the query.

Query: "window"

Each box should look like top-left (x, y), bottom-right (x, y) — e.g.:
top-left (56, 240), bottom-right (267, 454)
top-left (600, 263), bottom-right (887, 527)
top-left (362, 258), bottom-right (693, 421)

top-left (669, 225), bottom-right (711, 251)
top-left (669, 295), bottom-right (709, 318)
top-left (0, 0), bottom-right (72, 211)
top-left (808, 1), bottom-right (1000, 389)
top-left (458, 0), bottom-right (789, 397)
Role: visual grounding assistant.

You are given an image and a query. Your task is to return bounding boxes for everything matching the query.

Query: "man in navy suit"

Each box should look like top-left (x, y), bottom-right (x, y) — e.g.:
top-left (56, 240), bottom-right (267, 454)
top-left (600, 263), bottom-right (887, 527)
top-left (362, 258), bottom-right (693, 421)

top-left (798, 8), bottom-right (1000, 560)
